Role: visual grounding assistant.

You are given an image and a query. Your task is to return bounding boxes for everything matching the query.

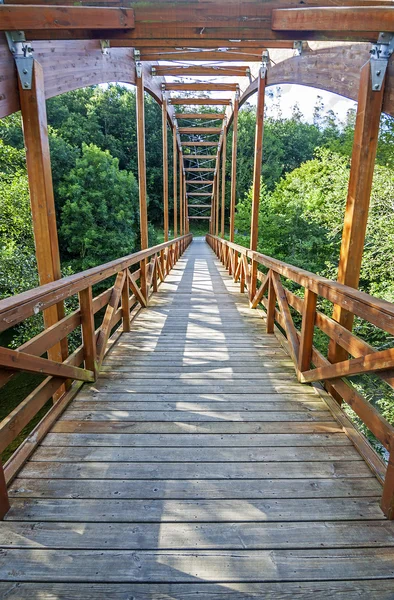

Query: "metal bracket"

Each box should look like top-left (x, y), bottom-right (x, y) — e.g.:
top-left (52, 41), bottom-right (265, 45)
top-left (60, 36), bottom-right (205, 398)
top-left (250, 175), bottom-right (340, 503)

top-left (293, 41), bottom-right (303, 56)
top-left (261, 50), bottom-right (269, 78)
top-left (5, 31), bottom-right (34, 89)
top-left (370, 32), bottom-right (394, 91)
top-left (100, 40), bottom-right (110, 55)
top-left (134, 49), bottom-right (143, 78)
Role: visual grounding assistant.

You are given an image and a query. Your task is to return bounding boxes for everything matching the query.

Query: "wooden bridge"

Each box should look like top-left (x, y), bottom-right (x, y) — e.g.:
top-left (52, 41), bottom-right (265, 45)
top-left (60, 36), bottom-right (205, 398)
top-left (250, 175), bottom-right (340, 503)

top-left (1, 1), bottom-right (394, 597)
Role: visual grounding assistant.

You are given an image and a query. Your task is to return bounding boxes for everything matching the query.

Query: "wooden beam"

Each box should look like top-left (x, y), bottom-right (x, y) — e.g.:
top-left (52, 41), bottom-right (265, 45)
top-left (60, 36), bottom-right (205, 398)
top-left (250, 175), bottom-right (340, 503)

top-left (229, 92), bottom-right (239, 242)
top-left (185, 168), bottom-right (216, 172)
top-left (249, 68), bottom-right (267, 299)
top-left (111, 39), bottom-right (294, 49)
top-left (173, 126), bottom-right (178, 238)
top-left (328, 60), bottom-right (385, 365)
top-left (272, 7), bottom-right (394, 32)
top-left (186, 180), bottom-right (214, 184)
top-left (166, 83), bottom-right (238, 92)
top-left (179, 127), bottom-right (222, 134)
top-left (189, 216), bottom-right (211, 219)
top-left (182, 141), bottom-right (219, 146)
top-left (183, 155), bottom-right (217, 160)
top-left (221, 124), bottom-right (227, 238)
top-left (18, 60), bottom-right (67, 374)
top-left (136, 63), bottom-right (148, 302)
top-left (187, 192), bottom-right (212, 197)
top-left (175, 113), bottom-right (225, 120)
top-left (153, 66), bottom-right (250, 77)
top-left (162, 97), bottom-right (169, 242)
top-left (188, 204), bottom-right (212, 208)
top-left (215, 152), bottom-right (220, 236)
top-left (0, 5), bottom-right (135, 30)
top-left (170, 99), bottom-right (232, 106)
top-left (179, 151), bottom-right (183, 236)
top-left (142, 50), bottom-right (265, 61)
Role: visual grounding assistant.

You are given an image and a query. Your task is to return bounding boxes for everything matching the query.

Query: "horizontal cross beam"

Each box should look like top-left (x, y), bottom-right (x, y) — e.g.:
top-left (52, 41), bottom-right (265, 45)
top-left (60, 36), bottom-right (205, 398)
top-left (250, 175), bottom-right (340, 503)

top-left (0, 5), bottom-right (135, 30)
top-left (185, 168), bottom-right (216, 172)
top-left (170, 99), bottom-right (231, 106)
top-left (188, 216), bottom-right (211, 220)
top-left (175, 113), bottom-right (225, 120)
top-left (166, 83), bottom-right (238, 92)
top-left (186, 180), bottom-right (214, 184)
top-left (272, 7), bottom-right (394, 33)
top-left (142, 50), bottom-right (264, 61)
top-left (182, 142), bottom-right (219, 146)
top-left (183, 155), bottom-right (217, 160)
top-left (153, 66), bottom-right (250, 77)
top-left (179, 127), bottom-right (222, 134)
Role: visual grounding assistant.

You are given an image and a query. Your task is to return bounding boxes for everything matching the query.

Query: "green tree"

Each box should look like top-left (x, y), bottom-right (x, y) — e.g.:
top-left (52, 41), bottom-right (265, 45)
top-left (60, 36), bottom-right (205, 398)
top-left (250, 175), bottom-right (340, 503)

top-left (59, 143), bottom-right (140, 270)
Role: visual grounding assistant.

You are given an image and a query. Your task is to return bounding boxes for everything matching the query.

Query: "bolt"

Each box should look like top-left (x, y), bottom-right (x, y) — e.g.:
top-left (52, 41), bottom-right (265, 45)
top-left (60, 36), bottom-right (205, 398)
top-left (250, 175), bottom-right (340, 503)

top-left (377, 70), bottom-right (382, 76)
top-left (23, 82), bottom-right (29, 88)
top-left (374, 83), bottom-right (380, 90)
top-left (23, 68), bottom-right (28, 74)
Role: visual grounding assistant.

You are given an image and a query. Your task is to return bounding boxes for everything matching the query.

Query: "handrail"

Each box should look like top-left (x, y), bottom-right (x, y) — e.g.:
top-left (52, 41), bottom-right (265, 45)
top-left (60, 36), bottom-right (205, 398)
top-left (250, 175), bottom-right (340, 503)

top-left (206, 233), bottom-right (394, 520)
top-left (0, 233), bottom-right (193, 515)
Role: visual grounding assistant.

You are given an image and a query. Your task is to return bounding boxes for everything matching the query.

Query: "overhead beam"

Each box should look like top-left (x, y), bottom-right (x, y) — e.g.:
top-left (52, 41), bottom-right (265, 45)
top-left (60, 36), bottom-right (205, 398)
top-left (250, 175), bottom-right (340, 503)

top-left (272, 7), bottom-right (394, 33)
top-left (170, 99), bottom-right (232, 106)
top-left (0, 5), bottom-right (135, 29)
top-left (166, 83), bottom-right (238, 92)
top-left (153, 66), bottom-right (250, 77)
top-left (182, 141), bottom-right (219, 147)
top-left (175, 113), bottom-right (225, 120)
top-left (111, 39), bottom-right (295, 49)
top-left (179, 127), bottom-right (223, 134)
top-left (141, 51), bottom-right (266, 61)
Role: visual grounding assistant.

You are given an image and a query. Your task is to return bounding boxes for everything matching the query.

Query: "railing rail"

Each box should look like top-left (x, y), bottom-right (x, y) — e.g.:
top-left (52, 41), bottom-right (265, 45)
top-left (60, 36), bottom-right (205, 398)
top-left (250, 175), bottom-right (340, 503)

top-left (0, 233), bottom-right (193, 514)
top-left (207, 233), bottom-right (394, 519)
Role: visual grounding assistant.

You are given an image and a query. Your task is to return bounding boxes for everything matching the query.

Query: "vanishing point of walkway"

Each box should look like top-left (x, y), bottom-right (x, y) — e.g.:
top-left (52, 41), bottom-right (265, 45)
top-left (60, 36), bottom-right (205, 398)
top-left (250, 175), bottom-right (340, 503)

top-left (0, 238), bottom-right (393, 598)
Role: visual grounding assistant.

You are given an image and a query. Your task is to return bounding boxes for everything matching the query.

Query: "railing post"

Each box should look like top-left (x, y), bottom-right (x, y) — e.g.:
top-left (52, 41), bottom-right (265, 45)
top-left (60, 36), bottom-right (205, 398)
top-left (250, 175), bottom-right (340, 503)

top-left (0, 463), bottom-right (10, 520)
top-left (381, 454), bottom-right (394, 519)
top-left (121, 273), bottom-right (132, 332)
top-left (266, 271), bottom-right (276, 333)
top-left (135, 54), bottom-right (149, 304)
top-left (79, 286), bottom-right (98, 379)
top-left (298, 287), bottom-right (317, 375)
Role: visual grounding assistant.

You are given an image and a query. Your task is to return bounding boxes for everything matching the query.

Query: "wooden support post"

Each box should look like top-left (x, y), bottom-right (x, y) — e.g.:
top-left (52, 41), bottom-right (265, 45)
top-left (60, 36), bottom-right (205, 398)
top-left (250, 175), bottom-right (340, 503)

top-left (266, 272), bottom-right (276, 334)
top-left (179, 152), bottom-right (183, 236)
top-left (229, 91), bottom-right (239, 242)
top-left (328, 61), bottom-right (385, 365)
top-left (221, 124), bottom-right (227, 238)
top-left (173, 127), bottom-right (178, 238)
top-left (79, 286), bottom-right (98, 379)
top-left (162, 97), bottom-right (169, 242)
top-left (250, 67), bottom-right (267, 302)
top-left (121, 273), bottom-right (131, 332)
top-left (298, 287), bottom-right (317, 375)
top-left (136, 61), bottom-right (148, 303)
top-left (19, 60), bottom-right (67, 371)
top-left (215, 153), bottom-right (220, 236)
top-left (381, 454), bottom-right (394, 519)
top-left (0, 462), bottom-right (9, 520)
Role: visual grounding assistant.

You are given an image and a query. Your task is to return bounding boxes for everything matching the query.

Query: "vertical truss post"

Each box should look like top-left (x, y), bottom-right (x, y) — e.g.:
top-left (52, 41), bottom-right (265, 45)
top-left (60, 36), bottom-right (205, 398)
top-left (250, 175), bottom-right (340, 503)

top-left (250, 60), bottom-right (268, 301)
top-left (328, 57), bottom-right (386, 369)
top-left (179, 151), bottom-right (183, 236)
top-left (162, 88), bottom-right (169, 242)
top-left (221, 121), bottom-right (227, 238)
top-left (135, 50), bottom-right (148, 302)
top-left (173, 125), bottom-right (178, 238)
top-left (229, 87), bottom-right (239, 242)
top-left (18, 59), bottom-right (68, 380)
top-left (215, 151), bottom-right (220, 236)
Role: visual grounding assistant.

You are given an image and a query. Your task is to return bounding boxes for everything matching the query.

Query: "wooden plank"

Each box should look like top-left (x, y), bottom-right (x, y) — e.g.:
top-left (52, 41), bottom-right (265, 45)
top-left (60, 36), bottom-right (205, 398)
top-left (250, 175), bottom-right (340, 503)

top-left (0, 5), bottom-right (135, 29)
top-left (0, 547), bottom-right (393, 582)
top-left (40, 432), bottom-right (352, 448)
top-left (272, 7), bottom-right (394, 32)
top-left (171, 99), bottom-right (231, 106)
top-left (16, 460), bottom-right (373, 481)
top-left (166, 83), bottom-right (238, 91)
top-left (5, 496), bottom-right (383, 523)
top-left (59, 410), bottom-right (333, 422)
top-left (0, 346), bottom-right (93, 382)
top-left (31, 445), bottom-right (360, 463)
top-left (2, 519), bottom-right (393, 550)
top-left (176, 113), bottom-right (225, 120)
top-left (154, 66), bottom-right (250, 77)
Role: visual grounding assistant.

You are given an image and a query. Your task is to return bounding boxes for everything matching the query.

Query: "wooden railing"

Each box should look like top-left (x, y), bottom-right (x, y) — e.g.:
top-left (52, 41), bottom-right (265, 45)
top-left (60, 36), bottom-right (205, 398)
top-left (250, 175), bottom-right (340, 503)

top-left (0, 233), bottom-right (192, 516)
top-left (207, 234), bottom-right (394, 519)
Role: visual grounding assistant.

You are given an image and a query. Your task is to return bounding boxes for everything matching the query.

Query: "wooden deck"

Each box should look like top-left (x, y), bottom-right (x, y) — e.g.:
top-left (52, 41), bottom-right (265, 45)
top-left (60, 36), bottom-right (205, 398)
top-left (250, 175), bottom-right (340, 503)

top-left (0, 237), bottom-right (394, 598)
